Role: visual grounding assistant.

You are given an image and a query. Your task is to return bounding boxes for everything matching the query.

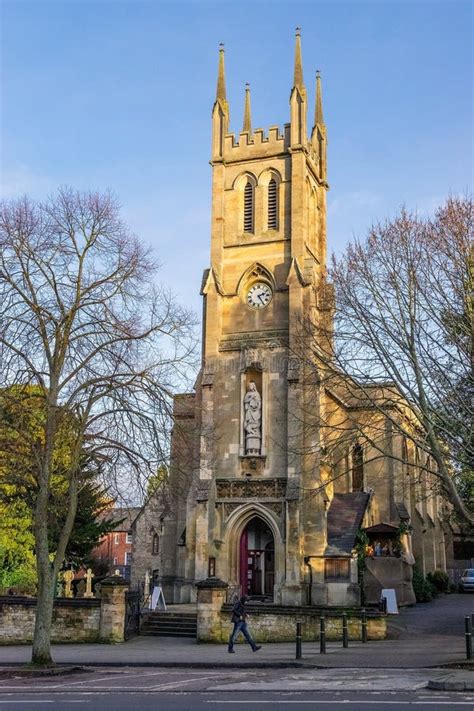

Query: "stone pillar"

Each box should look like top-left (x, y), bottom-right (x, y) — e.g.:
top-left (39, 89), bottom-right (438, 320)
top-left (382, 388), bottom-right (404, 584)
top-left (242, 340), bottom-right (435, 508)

top-left (99, 576), bottom-right (128, 643)
top-left (196, 577), bottom-right (228, 643)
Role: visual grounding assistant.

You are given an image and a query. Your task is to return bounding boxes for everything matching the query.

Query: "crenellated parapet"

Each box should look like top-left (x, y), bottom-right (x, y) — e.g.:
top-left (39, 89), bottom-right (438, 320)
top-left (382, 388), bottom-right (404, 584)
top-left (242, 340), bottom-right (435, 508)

top-left (222, 124), bottom-right (290, 162)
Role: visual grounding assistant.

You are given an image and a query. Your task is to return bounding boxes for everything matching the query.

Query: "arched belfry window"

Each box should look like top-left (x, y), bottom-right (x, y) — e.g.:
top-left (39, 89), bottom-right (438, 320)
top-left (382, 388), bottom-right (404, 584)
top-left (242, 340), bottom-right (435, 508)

top-left (243, 180), bottom-right (254, 233)
top-left (352, 444), bottom-right (364, 492)
top-left (267, 178), bottom-right (278, 230)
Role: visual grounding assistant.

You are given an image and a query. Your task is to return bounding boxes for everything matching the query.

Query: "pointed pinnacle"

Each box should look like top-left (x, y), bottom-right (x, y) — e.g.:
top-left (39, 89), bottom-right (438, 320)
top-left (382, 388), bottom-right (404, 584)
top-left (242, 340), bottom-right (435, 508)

top-left (293, 27), bottom-right (304, 91)
top-left (315, 70), bottom-right (325, 125)
top-left (242, 82), bottom-right (252, 134)
top-left (216, 43), bottom-right (227, 103)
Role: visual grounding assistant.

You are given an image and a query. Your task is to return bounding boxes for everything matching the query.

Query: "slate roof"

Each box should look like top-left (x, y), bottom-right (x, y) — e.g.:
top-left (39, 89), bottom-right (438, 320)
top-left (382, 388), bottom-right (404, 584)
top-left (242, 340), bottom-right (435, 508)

top-left (99, 507), bottom-right (142, 532)
top-left (325, 492), bottom-right (370, 556)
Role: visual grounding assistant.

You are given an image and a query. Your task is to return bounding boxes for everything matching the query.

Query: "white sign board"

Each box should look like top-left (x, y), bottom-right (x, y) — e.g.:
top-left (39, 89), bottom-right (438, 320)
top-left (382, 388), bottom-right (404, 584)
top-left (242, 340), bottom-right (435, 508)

top-left (150, 585), bottom-right (167, 611)
top-left (381, 588), bottom-right (398, 614)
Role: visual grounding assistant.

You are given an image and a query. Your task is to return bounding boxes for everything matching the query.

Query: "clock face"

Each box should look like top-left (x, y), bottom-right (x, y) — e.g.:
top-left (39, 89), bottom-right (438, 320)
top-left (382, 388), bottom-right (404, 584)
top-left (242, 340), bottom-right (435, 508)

top-left (247, 282), bottom-right (273, 309)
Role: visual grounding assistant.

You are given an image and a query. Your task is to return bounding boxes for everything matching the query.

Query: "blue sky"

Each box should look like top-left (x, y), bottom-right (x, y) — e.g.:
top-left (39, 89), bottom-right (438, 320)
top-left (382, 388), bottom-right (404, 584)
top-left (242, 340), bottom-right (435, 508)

top-left (1, 0), bottom-right (472, 316)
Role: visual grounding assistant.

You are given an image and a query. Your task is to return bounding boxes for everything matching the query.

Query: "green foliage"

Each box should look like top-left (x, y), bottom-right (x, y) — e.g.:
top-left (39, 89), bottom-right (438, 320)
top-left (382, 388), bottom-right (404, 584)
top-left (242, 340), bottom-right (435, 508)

top-left (354, 529), bottom-right (369, 567)
top-left (426, 569), bottom-right (450, 593)
top-left (354, 529), bottom-right (370, 605)
top-left (0, 387), bottom-right (116, 588)
top-left (412, 567), bottom-right (438, 602)
top-left (146, 464), bottom-right (168, 498)
top-left (0, 499), bottom-right (36, 593)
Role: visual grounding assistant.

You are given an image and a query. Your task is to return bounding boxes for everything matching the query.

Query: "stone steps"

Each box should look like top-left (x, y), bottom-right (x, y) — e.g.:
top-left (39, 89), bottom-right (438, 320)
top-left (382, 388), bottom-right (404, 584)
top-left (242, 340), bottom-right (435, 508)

top-left (141, 612), bottom-right (197, 638)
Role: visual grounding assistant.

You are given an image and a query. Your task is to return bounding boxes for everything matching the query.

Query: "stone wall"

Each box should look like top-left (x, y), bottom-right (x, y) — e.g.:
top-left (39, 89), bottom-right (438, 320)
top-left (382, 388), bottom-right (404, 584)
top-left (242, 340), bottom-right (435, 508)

top-left (0, 577), bottom-right (129, 645)
top-left (195, 578), bottom-right (386, 643)
top-left (206, 605), bottom-right (386, 643)
top-left (0, 597), bottom-right (100, 644)
top-left (364, 558), bottom-right (416, 607)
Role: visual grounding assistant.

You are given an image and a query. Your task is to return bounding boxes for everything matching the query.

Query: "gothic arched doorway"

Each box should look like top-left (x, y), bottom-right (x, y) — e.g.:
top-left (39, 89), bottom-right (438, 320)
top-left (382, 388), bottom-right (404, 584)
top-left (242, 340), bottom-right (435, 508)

top-left (239, 517), bottom-right (274, 599)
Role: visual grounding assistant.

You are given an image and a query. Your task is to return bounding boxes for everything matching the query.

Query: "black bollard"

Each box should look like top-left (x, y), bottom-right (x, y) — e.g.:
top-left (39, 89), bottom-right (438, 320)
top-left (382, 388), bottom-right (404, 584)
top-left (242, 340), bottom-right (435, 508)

top-left (296, 620), bottom-right (302, 660)
top-left (342, 613), bottom-right (349, 648)
top-left (361, 608), bottom-right (367, 643)
top-left (466, 616), bottom-right (472, 660)
top-left (320, 615), bottom-right (326, 654)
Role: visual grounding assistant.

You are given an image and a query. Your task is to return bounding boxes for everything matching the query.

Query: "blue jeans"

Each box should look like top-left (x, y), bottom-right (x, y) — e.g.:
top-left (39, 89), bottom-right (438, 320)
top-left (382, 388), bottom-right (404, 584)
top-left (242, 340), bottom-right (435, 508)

top-left (228, 620), bottom-right (257, 651)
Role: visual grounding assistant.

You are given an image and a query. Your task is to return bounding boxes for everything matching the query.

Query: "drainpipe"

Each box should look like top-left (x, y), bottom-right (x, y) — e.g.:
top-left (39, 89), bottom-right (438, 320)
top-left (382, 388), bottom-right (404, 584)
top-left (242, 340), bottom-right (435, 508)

top-left (304, 556), bottom-right (313, 606)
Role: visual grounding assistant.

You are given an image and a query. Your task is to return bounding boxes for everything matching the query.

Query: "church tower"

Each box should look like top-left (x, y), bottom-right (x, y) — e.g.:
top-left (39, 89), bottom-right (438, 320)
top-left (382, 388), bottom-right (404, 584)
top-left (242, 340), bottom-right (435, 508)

top-left (157, 31), bottom-right (448, 609)
top-left (165, 31), bottom-right (344, 606)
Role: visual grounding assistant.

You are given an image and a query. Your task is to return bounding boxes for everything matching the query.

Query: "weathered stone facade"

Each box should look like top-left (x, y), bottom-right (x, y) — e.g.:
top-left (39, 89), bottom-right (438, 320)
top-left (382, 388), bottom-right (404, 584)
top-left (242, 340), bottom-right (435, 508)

top-left (130, 491), bottom-right (167, 590)
top-left (162, 32), bottom-right (447, 609)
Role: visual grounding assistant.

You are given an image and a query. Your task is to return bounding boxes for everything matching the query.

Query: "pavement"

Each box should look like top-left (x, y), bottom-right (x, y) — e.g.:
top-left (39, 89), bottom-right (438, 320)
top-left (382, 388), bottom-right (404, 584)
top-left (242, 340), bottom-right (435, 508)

top-left (0, 593), bottom-right (472, 692)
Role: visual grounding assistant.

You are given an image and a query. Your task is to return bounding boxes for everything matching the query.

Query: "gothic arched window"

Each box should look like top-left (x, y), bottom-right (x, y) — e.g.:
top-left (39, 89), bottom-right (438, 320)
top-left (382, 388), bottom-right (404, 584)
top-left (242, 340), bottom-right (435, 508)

top-left (243, 180), bottom-right (254, 233)
top-left (352, 444), bottom-right (364, 492)
top-left (267, 178), bottom-right (278, 229)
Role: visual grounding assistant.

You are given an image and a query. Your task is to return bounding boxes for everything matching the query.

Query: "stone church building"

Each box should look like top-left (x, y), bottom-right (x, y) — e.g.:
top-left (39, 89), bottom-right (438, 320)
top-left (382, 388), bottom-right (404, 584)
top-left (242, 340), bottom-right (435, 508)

top-left (158, 32), bottom-right (447, 608)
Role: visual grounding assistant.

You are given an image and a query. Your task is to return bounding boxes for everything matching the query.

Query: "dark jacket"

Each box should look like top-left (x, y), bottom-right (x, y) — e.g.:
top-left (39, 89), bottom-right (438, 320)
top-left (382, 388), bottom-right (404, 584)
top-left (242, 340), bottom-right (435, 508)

top-left (231, 599), bottom-right (247, 624)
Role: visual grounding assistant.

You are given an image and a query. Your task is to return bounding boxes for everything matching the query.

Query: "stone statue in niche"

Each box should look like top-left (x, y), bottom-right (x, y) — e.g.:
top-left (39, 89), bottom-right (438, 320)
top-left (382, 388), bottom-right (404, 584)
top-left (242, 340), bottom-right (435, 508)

top-left (243, 381), bottom-right (261, 455)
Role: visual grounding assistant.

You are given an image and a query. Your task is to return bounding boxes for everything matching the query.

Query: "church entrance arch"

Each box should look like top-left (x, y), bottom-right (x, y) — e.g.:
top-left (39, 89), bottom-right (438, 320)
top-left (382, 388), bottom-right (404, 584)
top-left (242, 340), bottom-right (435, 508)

top-left (239, 517), bottom-right (274, 599)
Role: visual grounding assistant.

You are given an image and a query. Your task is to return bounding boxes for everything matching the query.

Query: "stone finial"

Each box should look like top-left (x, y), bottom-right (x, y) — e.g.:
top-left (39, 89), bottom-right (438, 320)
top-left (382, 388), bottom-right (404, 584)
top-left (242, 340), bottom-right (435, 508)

top-left (216, 43), bottom-right (227, 103)
top-left (195, 576), bottom-right (228, 589)
top-left (315, 70), bottom-right (325, 126)
top-left (293, 27), bottom-right (305, 91)
top-left (242, 83), bottom-right (252, 134)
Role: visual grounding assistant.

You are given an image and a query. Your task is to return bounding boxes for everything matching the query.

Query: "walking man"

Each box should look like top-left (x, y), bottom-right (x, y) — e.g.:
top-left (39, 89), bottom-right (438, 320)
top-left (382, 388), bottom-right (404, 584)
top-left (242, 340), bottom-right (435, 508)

top-left (228, 594), bottom-right (262, 653)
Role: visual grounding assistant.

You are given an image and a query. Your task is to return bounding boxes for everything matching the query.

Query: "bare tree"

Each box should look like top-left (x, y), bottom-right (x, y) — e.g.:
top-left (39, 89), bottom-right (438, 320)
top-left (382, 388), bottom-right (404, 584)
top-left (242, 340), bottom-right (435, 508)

top-left (302, 196), bottom-right (472, 527)
top-left (0, 188), bottom-right (196, 665)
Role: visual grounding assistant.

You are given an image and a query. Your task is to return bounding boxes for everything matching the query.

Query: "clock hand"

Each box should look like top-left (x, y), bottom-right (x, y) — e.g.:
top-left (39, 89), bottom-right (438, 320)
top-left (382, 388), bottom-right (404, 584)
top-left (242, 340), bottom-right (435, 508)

top-left (258, 293), bottom-right (265, 304)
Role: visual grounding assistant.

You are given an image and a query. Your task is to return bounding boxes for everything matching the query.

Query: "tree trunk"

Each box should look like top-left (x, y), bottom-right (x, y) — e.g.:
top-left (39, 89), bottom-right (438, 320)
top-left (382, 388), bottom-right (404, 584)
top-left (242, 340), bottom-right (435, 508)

top-left (31, 564), bottom-right (55, 666)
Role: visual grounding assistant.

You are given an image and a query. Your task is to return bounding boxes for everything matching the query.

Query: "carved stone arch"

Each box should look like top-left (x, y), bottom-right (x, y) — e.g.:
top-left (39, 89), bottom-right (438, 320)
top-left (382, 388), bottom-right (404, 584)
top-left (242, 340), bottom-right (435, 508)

top-left (224, 503), bottom-right (284, 597)
top-left (236, 262), bottom-right (275, 296)
top-left (233, 171), bottom-right (258, 190)
top-left (233, 172), bottom-right (257, 234)
top-left (258, 167), bottom-right (282, 187)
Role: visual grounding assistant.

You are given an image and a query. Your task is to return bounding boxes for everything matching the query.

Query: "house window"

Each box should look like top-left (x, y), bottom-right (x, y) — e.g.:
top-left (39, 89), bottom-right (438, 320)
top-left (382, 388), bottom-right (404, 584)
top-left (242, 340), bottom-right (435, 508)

top-left (126, 531), bottom-right (133, 544)
top-left (125, 552), bottom-right (132, 566)
top-left (152, 533), bottom-right (160, 555)
top-left (324, 558), bottom-right (350, 582)
top-left (114, 533), bottom-right (120, 545)
top-left (352, 444), bottom-right (364, 492)
top-left (113, 557), bottom-right (118, 566)
top-left (243, 180), bottom-right (254, 233)
top-left (267, 178), bottom-right (278, 229)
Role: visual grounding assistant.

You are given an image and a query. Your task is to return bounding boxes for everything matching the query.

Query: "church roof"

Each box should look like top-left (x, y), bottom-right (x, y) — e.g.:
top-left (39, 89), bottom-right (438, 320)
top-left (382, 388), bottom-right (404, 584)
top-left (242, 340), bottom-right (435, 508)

top-left (363, 522), bottom-right (399, 535)
top-left (325, 492), bottom-right (370, 555)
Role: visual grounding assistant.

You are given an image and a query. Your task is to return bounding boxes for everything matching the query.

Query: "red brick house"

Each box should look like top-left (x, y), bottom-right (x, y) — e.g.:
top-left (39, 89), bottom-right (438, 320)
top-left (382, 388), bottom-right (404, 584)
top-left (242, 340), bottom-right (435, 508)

top-left (91, 507), bottom-right (141, 581)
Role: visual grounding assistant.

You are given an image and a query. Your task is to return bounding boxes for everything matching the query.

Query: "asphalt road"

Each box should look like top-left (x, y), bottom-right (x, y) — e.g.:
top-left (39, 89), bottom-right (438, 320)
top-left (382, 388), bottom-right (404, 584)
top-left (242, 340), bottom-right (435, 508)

top-left (0, 691), bottom-right (473, 710)
top-left (0, 666), bottom-right (467, 693)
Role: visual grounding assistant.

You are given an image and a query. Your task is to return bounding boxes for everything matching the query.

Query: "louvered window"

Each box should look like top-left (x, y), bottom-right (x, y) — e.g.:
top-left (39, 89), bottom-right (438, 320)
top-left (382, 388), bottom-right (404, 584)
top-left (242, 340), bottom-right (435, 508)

top-left (268, 178), bottom-right (278, 229)
top-left (243, 180), bottom-right (254, 233)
